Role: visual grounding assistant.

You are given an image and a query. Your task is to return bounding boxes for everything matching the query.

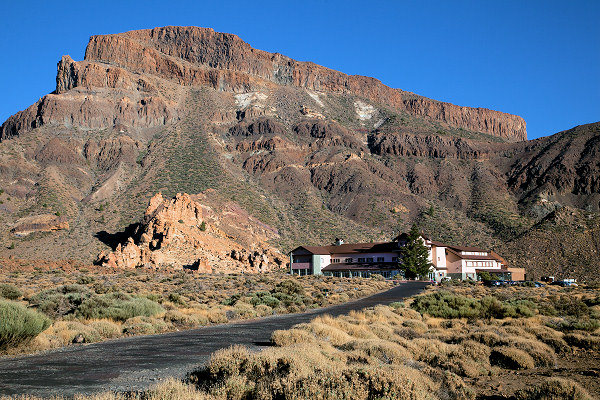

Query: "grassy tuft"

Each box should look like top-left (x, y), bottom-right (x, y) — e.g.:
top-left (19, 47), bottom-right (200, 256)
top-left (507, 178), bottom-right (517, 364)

top-left (0, 299), bottom-right (51, 350)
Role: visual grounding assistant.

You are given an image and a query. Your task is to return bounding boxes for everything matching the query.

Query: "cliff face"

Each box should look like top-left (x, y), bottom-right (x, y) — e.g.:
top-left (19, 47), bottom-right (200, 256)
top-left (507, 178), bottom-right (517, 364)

top-left (1, 26), bottom-right (526, 141)
top-left (84, 26), bottom-right (526, 141)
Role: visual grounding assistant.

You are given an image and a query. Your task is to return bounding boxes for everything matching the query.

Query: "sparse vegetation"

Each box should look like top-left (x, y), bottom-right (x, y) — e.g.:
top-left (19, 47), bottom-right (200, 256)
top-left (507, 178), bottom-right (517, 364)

top-left (1, 282), bottom-right (599, 399)
top-left (0, 269), bottom-right (392, 356)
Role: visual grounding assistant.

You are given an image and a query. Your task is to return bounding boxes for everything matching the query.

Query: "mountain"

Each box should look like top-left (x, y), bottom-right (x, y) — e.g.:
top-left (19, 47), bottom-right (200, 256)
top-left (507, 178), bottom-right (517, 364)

top-left (0, 26), bottom-right (597, 280)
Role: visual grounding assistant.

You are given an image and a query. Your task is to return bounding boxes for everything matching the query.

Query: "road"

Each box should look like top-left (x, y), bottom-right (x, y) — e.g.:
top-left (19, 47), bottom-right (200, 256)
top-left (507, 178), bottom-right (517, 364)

top-left (0, 281), bottom-right (429, 397)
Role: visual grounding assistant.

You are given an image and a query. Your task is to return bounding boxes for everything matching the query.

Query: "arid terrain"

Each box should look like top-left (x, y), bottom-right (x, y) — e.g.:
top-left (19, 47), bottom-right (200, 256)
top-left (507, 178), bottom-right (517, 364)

top-left (0, 265), bottom-right (393, 357)
top-left (0, 25), bottom-right (598, 400)
top-left (0, 26), bottom-right (597, 282)
top-left (1, 282), bottom-right (598, 399)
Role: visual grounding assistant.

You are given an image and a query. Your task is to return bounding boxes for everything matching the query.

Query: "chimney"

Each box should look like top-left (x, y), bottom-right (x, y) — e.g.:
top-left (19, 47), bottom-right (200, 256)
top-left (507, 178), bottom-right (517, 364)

top-left (335, 238), bottom-right (344, 246)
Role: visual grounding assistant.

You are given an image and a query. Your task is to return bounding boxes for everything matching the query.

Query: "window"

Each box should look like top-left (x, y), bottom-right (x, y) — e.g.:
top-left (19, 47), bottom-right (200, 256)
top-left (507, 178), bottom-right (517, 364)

top-left (345, 258), bottom-right (352, 263)
top-left (366, 258), bottom-right (374, 263)
top-left (358, 258), bottom-right (365, 262)
top-left (377, 257), bottom-right (384, 262)
top-left (331, 258), bottom-right (340, 263)
top-left (392, 257), bottom-right (398, 262)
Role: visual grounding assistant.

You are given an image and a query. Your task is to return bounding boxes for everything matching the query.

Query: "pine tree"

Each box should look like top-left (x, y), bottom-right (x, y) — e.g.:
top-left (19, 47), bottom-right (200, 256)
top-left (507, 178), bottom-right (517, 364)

top-left (399, 224), bottom-right (432, 279)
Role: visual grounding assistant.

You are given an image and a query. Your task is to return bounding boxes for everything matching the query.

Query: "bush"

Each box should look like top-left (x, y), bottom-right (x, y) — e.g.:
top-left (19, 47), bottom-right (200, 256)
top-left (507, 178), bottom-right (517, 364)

top-left (271, 328), bottom-right (315, 346)
top-left (516, 377), bottom-right (593, 400)
top-left (411, 291), bottom-right (481, 319)
top-left (88, 320), bottom-right (121, 339)
top-left (0, 284), bottom-right (22, 300)
top-left (30, 284), bottom-right (92, 318)
top-left (250, 293), bottom-right (280, 308)
top-left (0, 299), bottom-right (51, 349)
top-left (274, 279), bottom-right (305, 296)
top-left (77, 293), bottom-right (164, 321)
top-left (489, 347), bottom-right (535, 370)
top-left (563, 333), bottom-right (600, 351)
top-left (123, 316), bottom-right (168, 336)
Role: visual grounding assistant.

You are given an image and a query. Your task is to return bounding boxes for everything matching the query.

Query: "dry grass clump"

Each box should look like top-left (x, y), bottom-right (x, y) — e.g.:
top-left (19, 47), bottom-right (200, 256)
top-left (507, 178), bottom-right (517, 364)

top-left (509, 337), bottom-right (556, 367)
top-left (0, 378), bottom-right (214, 400)
top-left (163, 309), bottom-right (207, 328)
top-left (515, 377), bottom-right (594, 400)
top-left (271, 328), bottom-right (316, 346)
top-left (563, 332), bottom-right (600, 350)
top-left (489, 347), bottom-right (535, 370)
top-left (292, 321), bottom-right (352, 346)
top-left (189, 343), bottom-right (451, 400)
top-left (340, 339), bottom-right (411, 365)
top-left (122, 316), bottom-right (168, 336)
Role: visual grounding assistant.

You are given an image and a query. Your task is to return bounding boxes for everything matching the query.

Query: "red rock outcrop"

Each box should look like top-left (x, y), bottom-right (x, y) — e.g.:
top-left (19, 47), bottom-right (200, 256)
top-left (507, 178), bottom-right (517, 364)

top-left (97, 192), bottom-right (285, 272)
top-left (11, 214), bottom-right (69, 236)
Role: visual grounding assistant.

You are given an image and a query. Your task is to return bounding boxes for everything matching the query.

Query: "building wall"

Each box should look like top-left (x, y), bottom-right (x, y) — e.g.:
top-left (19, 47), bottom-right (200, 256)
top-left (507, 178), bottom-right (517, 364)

top-left (328, 252), bottom-right (397, 265)
top-left (431, 246), bottom-right (447, 269)
top-left (462, 261), bottom-right (502, 275)
top-left (508, 268), bottom-right (525, 281)
top-left (445, 252), bottom-right (463, 274)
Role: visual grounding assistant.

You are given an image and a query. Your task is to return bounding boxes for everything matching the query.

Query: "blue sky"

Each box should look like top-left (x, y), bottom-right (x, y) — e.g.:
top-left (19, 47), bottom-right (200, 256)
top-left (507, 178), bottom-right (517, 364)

top-left (1, 0), bottom-right (598, 140)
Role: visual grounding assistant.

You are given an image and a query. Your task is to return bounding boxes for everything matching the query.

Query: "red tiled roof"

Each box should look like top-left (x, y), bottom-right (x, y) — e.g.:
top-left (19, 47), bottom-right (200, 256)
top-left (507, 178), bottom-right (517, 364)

top-left (293, 242), bottom-right (398, 255)
top-left (445, 247), bottom-right (504, 262)
top-left (475, 268), bottom-right (512, 273)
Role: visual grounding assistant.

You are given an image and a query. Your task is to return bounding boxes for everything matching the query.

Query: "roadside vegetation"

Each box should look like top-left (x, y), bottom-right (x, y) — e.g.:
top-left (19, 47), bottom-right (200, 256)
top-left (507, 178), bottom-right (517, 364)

top-left (0, 269), bottom-right (393, 356)
top-left (3, 282), bottom-right (598, 399)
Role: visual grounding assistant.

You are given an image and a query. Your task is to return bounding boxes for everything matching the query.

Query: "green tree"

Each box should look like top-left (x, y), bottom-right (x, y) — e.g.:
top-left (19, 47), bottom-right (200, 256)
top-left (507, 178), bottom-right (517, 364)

top-left (399, 224), bottom-right (431, 279)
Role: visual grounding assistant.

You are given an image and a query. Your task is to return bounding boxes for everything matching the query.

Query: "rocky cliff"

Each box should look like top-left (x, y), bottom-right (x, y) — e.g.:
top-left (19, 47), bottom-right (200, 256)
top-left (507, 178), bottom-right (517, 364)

top-left (1, 26), bottom-right (526, 142)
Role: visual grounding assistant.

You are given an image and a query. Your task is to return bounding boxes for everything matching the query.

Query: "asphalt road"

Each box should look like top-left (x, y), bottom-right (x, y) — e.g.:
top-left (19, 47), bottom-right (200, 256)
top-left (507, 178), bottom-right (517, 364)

top-left (0, 281), bottom-right (429, 397)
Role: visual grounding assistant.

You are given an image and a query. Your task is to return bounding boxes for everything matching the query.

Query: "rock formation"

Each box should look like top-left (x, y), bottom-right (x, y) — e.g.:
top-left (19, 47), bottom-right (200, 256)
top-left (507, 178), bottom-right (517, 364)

top-left (96, 193), bottom-right (285, 273)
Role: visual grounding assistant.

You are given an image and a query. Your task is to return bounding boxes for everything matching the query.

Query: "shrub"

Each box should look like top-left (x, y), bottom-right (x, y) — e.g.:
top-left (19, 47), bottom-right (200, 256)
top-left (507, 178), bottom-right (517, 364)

top-left (411, 291), bottom-right (481, 319)
top-left (341, 339), bottom-right (411, 365)
top-left (563, 332), bottom-right (600, 351)
top-left (515, 377), bottom-right (593, 400)
top-left (76, 275), bottom-right (95, 284)
top-left (123, 316), bottom-right (168, 336)
top-left (88, 320), bottom-right (122, 339)
top-left (389, 301), bottom-right (405, 309)
top-left (250, 293), bottom-right (280, 308)
top-left (77, 293), bottom-right (164, 321)
top-left (50, 321), bottom-right (101, 344)
top-left (254, 304), bottom-right (273, 317)
top-left (489, 347), bottom-right (535, 370)
top-left (0, 284), bottom-right (22, 300)
top-left (0, 299), bottom-right (51, 349)
top-left (547, 317), bottom-right (600, 332)
top-left (30, 284), bottom-right (91, 318)
top-left (274, 279), bottom-right (304, 296)
top-left (271, 328), bottom-right (315, 346)
top-left (168, 293), bottom-right (186, 306)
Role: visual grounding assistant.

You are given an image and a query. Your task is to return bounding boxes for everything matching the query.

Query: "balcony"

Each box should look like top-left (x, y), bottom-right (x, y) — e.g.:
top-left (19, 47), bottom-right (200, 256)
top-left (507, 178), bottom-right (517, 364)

top-left (291, 262), bottom-right (311, 270)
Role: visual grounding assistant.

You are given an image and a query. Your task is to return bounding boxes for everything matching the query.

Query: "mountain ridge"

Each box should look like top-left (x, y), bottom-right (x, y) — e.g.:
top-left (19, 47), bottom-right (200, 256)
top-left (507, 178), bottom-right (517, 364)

top-left (2, 26), bottom-right (526, 142)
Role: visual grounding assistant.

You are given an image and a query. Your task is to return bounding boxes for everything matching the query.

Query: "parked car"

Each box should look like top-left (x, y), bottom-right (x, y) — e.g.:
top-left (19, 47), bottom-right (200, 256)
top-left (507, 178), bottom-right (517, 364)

top-left (485, 280), bottom-right (507, 287)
